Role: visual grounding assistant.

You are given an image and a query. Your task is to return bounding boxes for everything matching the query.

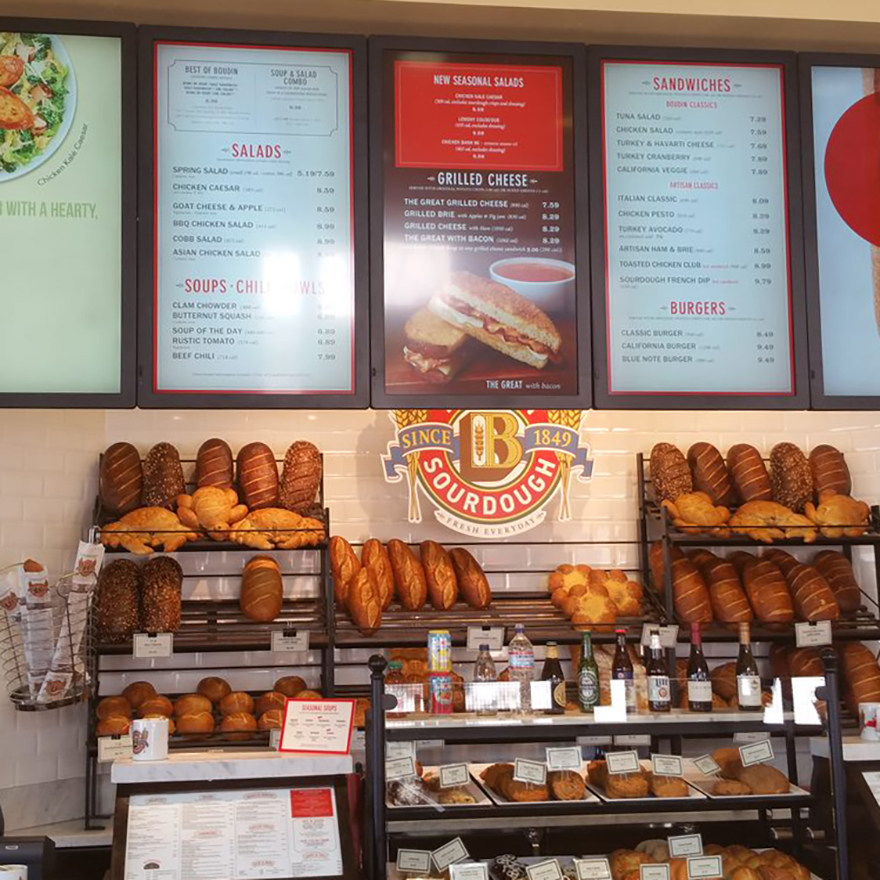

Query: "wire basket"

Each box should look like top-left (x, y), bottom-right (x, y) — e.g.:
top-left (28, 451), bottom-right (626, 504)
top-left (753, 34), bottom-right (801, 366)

top-left (0, 571), bottom-right (94, 711)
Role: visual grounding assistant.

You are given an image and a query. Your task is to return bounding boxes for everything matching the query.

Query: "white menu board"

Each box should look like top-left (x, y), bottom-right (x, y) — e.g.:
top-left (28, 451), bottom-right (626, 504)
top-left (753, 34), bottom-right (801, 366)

top-left (602, 61), bottom-right (794, 395)
top-left (153, 42), bottom-right (355, 394)
top-left (124, 788), bottom-right (343, 879)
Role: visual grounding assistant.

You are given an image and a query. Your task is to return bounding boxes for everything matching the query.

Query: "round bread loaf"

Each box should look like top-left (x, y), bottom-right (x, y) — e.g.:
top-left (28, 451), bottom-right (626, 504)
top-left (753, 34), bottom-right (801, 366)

top-left (97, 696), bottom-right (132, 721)
top-left (687, 442), bottom-right (734, 506)
top-left (254, 691), bottom-right (287, 716)
top-left (236, 442), bottom-right (279, 509)
top-left (94, 560), bottom-right (141, 644)
top-left (650, 442), bottom-right (692, 502)
top-left (197, 676), bottom-right (232, 703)
top-left (175, 694), bottom-right (212, 717)
top-left (809, 445), bottom-right (851, 499)
top-left (294, 689), bottom-right (323, 700)
top-left (139, 695), bottom-right (174, 717)
top-left (177, 712), bottom-right (215, 734)
top-left (727, 444), bottom-right (772, 503)
top-left (121, 681), bottom-right (156, 710)
top-left (220, 712), bottom-right (257, 732)
top-left (279, 441), bottom-right (322, 513)
top-left (240, 555), bottom-right (283, 622)
top-left (769, 443), bottom-right (813, 512)
top-left (144, 714), bottom-right (176, 735)
top-left (219, 691), bottom-right (254, 716)
top-left (99, 442), bottom-right (143, 515)
top-left (142, 442), bottom-right (185, 510)
top-left (97, 717), bottom-right (131, 736)
top-left (258, 709), bottom-right (284, 730)
top-left (196, 438), bottom-right (234, 490)
top-left (274, 676), bottom-right (307, 697)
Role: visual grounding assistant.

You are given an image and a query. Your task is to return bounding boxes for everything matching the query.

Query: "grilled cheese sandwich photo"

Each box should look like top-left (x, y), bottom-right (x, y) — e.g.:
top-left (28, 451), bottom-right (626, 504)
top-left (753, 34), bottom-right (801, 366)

top-left (403, 308), bottom-right (472, 383)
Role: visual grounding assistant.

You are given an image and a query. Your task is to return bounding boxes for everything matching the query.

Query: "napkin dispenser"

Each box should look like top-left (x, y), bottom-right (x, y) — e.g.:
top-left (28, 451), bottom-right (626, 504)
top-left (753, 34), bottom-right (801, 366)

top-left (0, 836), bottom-right (56, 879)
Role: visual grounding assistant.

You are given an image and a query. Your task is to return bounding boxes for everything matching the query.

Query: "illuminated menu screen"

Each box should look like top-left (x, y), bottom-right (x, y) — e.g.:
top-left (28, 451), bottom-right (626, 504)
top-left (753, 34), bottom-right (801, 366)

top-left (601, 60), bottom-right (795, 396)
top-left (153, 41), bottom-right (355, 395)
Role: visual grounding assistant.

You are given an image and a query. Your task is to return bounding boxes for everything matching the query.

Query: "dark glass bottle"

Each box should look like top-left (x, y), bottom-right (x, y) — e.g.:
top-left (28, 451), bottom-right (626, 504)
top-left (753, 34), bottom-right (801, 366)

top-left (687, 621), bottom-right (712, 712)
top-left (611, 628), bottom-right (636, 712)
top-left (736, 621), bottom-right (762, 712)
top-left (541, 642), bottom-right (566, 715)
top-left (646, 632), bottom-right (671, 712)
top-left (578, 632), bottom-right (600, 713)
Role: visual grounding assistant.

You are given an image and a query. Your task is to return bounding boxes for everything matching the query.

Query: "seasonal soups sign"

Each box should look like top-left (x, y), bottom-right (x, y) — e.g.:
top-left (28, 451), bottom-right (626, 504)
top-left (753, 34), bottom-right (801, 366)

top-left (383, 409), bottom-right (593, 537)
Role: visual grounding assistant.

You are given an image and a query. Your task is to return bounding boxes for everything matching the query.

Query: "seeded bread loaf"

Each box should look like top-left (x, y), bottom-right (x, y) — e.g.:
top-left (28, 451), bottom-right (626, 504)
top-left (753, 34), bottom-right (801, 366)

top-left (770, 443), bottom-right (813, 512)
top-left (279, 441), bottom-right (322, 513)
top-left (141, 555), bottom-right (182, 633)
top-left (94, 559), bottom-right (142, 644)
top-left (650, 443), bottom-right (692, 502)
top-left (142, 442), bottom-right (185, 510)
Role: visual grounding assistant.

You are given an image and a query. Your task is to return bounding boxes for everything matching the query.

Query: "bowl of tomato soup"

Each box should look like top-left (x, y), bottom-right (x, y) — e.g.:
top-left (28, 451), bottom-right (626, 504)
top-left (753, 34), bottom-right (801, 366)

top-left (489, 257), bottom-right (575, 313)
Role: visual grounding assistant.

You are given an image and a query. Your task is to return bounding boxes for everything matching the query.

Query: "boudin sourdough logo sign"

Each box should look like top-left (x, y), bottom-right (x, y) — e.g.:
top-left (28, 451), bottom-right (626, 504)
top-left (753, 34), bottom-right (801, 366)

top-left (383, 410), bottom-right (593, 537)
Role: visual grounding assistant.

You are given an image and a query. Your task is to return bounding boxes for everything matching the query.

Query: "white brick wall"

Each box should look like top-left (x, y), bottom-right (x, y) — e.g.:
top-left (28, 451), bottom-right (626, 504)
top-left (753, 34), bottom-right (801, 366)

top-left (2, 406), bottom-right (880, 818)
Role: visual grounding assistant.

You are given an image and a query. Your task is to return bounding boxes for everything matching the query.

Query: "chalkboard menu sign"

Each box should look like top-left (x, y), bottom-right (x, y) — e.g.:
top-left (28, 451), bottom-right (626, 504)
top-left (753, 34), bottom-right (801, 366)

top-left (370, 37), bottom-right (591, 408)
top-left (801, 54), bottom-right (880, 408)
top-left (590, 47), bottom-right (808, 409)
top-left (138, 26), bottom-right (369, 408)
top-left (0, 18), bottom-right (136, 407)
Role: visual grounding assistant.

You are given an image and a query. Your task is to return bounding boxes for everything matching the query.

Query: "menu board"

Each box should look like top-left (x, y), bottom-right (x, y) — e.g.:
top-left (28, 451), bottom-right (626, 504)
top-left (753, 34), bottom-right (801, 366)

top-left (123, 788), bottom-right (343, 879)
top-left (144, 32), bottom-right (367, 407)
top-left (807, 62), bottom-right (880, 402)
top-left (372, 41), bottom-right (589, 407)
top-left (596, 55), bottom-right (803, 404)
top-left (0, 22), bottom-right (134, 404)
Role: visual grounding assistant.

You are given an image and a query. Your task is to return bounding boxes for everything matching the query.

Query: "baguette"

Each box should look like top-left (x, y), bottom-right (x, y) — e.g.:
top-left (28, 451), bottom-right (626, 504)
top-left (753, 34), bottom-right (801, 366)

top-left (449, 547), bottom-right (492, 609)
top-left (387, 539), bottom-right (428, 611)
top-left (362, 539), bottom-right (395, 610)
top-left (347, 567), bottom-right (382, 635)
top-left (785, 563), bottom-right (840, 621)
top-left (741, 558), bottom-right (795, 622)
top-left (330, 535), bottom-right (360, 608)
top-left (420, 540), bottom-right (459, 610)
top-left (812, 550), bottom-right (861, 613)
top-left (727, 444), bottom-right (772, 503)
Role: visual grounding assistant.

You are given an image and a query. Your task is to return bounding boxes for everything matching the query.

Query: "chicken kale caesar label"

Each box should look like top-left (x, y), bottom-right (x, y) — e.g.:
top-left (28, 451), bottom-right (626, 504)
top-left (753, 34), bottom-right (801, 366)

top-left (0, 32), bottom-right (72, 176)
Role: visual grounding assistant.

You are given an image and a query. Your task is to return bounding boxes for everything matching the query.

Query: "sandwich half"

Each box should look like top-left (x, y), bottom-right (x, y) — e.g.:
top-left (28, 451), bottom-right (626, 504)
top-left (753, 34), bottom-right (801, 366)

top-left (428, 271), bottom-right (562, 369)
top-left (403, 308), bottom-right (471, 384)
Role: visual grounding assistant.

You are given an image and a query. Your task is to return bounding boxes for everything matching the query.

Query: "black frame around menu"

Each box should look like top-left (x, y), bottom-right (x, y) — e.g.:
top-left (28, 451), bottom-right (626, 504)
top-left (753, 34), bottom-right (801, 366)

top-left (137, 25), bottom-right (370, 409)
top-left (588, 46), bottom-right (810, 410)
top-left (0, 17), bottom-right (137, 408)
top-left (800, 52), bottom-right (880, 410)
top-left (369, 35), bottom-right (592, 410)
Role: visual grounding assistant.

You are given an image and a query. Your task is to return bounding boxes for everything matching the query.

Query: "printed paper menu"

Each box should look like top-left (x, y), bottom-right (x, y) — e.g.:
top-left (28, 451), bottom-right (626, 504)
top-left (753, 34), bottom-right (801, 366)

top-left (602, 61), bottom-right (794, 395)
top-left (124, 788), bottom-right (343, 879)
top-left (153, 42), bottom-right (355, 394)
top-left (382, 50), bottom-right (580, 397)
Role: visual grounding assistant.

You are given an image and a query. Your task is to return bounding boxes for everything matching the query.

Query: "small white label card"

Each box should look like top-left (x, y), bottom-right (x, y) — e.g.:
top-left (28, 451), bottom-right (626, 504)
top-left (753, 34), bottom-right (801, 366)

top-left (651, 754), bottom-right (684, 778)
top-left (615, 734), bottom-right (651, 746)
top-left (386, 756), bottom-right (418, 781)
top-left (739, 739), bottom-right (775, 767)
top-left (668, 834), bottom-right (703, 858)
top-left (795, 620), bottom-right (832, 649)
top-left (280, 698), bottom-right (355, 754)
top-left (467, 626), bottom-right (505, 652)
top-left (687, 857), bottom-right (723, 879)
top-left (577, 736), bottom-right (612, 746)
top-left (526, 860), bottom-right (563, 880)
top-left (269, 728), bottom-right (281, 751)
top-left (398, 850), bottom-right (432, 874)
top-left (387, 741), bottom-right (417, 760)
top-left (271, 629), bottom-right (310, 653)
top-left (439, 763), bottom-right (470, 788)
top-left (693, 755), bottom-right (722, 776)
top-left (575, 859), bottom-right (612, 880)
top-left (607, 750), bottom-right (640, 774)
top-left (640, 624), bottom-right (679, 648)
top-left (133, 633), bottom-right (172, 658)
top-left (514, 758), bottom-right (547, 785)
top-left (640, 866), bottom-right (671, 880)
top-left (546, 747), bottom-right (582, 771)
top-left (432, 838), bottom-right (469, 871)
top-left (98, 735), bottom-right (132, 763)
top-left (451, 864), bottom-right (490, 880)
top-left (733, 731), bottom-right (770, 744)
top-left (351, 729), bottom-right (366, 752)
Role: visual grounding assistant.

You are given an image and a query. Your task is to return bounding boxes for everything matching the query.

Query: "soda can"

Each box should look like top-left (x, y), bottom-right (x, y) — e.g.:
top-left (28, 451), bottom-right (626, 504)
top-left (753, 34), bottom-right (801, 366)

top-left (427, 630), bottom-right (452, 672)
top-left (427, 672), bottom-right (454, 714)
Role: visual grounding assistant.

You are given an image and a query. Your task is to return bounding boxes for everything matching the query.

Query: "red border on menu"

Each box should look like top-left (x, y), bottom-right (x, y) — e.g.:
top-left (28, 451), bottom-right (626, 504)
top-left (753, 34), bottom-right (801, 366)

top-left (152, 41), bottom-right (357, 395)
top-left (279, 698), bottom-right (357, 755)
top-left (394, 60), bottom-right (564, 171)
top-left (601, 59), bottom-right (796, 397)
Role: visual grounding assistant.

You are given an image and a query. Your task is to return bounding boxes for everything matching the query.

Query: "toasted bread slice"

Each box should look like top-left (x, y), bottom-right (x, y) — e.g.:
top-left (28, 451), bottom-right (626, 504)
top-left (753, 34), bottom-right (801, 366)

top-left (0, 87), bottom-right (33, 130)
top-left (404, 308), bottom-right (466, 358)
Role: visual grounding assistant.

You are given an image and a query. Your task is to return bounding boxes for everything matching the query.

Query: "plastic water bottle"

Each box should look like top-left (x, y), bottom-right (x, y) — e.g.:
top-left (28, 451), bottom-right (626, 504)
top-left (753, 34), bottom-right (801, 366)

top-left (508, 624), bottom-right (535, 714)
top-left (473, 644), bottom-right (498, 715)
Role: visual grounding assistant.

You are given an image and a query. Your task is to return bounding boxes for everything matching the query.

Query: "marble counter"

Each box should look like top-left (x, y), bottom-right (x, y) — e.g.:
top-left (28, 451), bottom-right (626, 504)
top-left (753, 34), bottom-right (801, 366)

top-left (12, 818), bottom-right (112, 850)
top-left (111, 749), bottom-right (353, 784)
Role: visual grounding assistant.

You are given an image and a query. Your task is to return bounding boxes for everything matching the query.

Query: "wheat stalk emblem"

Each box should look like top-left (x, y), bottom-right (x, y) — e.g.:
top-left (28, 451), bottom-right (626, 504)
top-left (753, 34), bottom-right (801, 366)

top-left (474, 417), bottom-right (486, 466)
top-left (548, 409), bottom-right (583, 521)
top-left (394, 409), bottom-right (427, 522)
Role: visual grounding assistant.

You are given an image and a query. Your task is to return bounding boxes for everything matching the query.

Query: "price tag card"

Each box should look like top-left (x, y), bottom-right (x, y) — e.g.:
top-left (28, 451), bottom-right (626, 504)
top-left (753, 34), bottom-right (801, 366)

top-left (351, 730), bottom-right (366, 753)
top-left (575, 859), bottom-right (612, 880)
top-left (640, 624), bottom-right (679, 649)
top-left (398, 850), bottom-right (433, 874)
top-left (386, 756), bottom-right (418, 781)
top-left (577, 735), bottom-right (612, 746)
top-left (651, 754), bottom-right (684, 778)
top-left (733, 731), bottom-right (770, 744)
top-left (451, 864), bottom-right (490, 880)
top-left (467, 626), bottom-right (505, 652)
top-left (280, 698), bottom-right (355, 754)
top-left (271, 629), bottom-right (310, 653)
top-left (640, 866), bottom-right (671, 880)
top-left (98, 735), bottom-right (132, 763)
top-left (607, 750), bottom-right (640, 774)
top-left (526, 860), bottom-right (563, 880)
top-left (615, 734), bottom-right (651, 746)
top-left (739, 739), bottom-right (774, 767)
top-left (514, 758), bottom-right (547, 785)
top-left (687, 857), bottom-right (723, 879)
top-left (546, 747), bottom-right (582, 771)
top-left (133, 633), bottom-right (173, 658)
top-left (439, 763), bottom-right (470, 788)
top-left (795, 620), bottom-right (832, 649)
top-left (432, 838), bottom-right (469, 871)
top-left (387, 741), bottom-right (416, 760)
top-left (269, 729), bottom-right (281, 751)
top-left (693, 755), bottom-right (722, 776)
top-left (669, 834), bottom-right (703, 857)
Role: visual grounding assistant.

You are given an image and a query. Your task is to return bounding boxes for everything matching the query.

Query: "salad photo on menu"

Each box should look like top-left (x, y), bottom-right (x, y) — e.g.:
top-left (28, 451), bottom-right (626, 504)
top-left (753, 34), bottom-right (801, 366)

top-left (382, 51), bottom-right (579, 396)
top-left (0, 32), bottom-right (75, 178)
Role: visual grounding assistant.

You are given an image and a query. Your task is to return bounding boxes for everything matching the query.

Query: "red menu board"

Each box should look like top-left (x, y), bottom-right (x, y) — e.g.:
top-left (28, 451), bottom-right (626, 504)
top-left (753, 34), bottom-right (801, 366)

top-left (373, 43), bottom-right (588, 407)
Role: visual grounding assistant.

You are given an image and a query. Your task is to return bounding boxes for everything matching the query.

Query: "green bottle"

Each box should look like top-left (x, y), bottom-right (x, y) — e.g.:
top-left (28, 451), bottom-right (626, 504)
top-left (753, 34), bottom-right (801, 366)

top-left (578, 632), bottom-right (600, 712)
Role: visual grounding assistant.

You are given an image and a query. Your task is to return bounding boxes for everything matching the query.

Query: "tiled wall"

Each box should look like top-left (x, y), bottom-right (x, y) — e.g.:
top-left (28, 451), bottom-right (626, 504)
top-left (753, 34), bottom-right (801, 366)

top-left (2, 406), bottom-right (880, 828)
